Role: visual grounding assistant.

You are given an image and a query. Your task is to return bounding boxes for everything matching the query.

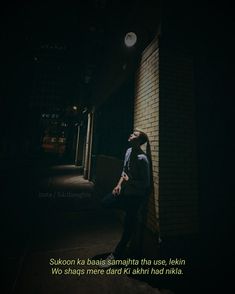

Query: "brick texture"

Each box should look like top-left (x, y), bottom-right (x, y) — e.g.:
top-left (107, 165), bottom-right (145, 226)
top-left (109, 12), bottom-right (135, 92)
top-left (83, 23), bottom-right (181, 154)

top-left (134, 36), bottom-right (160, 233)
top-left (134, 36), bottom-right (198, 237)
top-left (159, 46), bottom-right (198, 237)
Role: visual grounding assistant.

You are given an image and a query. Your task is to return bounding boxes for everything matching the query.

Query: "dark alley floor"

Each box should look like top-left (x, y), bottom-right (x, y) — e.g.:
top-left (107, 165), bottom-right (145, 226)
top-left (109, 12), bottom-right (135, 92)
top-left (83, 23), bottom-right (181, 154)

top-left (2, 161), bottom-right (174, 294)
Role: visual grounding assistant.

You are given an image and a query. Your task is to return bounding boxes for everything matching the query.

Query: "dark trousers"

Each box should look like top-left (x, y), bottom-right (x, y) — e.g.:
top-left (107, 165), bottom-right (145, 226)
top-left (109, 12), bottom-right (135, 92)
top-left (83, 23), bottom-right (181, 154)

top-left (101, 192), bottom-right (145, 257)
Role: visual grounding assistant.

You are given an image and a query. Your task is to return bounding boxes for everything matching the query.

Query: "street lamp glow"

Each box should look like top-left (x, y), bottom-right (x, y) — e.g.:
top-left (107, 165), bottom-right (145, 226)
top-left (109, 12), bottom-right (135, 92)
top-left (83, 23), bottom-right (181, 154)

top-left (124, 32), bottom-right (137, 47)
top-left (73, 106), bottom-right (77, 111)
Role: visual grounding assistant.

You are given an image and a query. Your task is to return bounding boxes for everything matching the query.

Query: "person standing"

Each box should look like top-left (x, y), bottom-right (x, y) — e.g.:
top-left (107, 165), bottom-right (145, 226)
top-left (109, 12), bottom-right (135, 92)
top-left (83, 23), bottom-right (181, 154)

top-left (101, 129), bottom-right (151, 265)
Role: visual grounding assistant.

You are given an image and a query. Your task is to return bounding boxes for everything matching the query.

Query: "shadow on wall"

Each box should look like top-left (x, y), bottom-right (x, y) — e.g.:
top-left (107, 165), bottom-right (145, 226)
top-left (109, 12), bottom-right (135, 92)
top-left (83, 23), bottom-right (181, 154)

top-left (127, 140), bottom-right (160, 258)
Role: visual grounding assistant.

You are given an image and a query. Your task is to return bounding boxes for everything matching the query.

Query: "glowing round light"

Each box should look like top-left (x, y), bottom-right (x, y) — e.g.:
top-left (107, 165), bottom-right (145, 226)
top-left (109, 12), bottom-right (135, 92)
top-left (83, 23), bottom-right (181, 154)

top-left (73, 106), bottom-right (77, 111)
top-left (124, 32), bottom-right (137, 47)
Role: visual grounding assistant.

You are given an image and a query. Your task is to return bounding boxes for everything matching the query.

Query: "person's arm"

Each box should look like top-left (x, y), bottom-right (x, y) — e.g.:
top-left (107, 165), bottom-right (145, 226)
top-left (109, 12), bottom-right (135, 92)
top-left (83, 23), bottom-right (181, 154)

top-left (112, 172), bottom-right (130, 195)
top-left (112, 149), bottom-right (131, 195)
top-left (112, 175), bottom-right (124, 195)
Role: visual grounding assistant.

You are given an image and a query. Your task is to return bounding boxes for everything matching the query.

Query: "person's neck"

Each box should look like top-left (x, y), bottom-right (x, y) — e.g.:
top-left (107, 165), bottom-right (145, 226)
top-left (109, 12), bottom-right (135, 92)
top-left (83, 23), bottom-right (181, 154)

top-left (131, 145), bottom-right (142, 153)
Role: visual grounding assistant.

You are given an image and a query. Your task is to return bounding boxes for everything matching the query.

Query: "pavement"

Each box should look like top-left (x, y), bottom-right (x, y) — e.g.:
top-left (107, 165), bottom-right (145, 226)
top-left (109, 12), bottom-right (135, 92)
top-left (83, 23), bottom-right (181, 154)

top-left (2, 162), bottom-right (175, 294)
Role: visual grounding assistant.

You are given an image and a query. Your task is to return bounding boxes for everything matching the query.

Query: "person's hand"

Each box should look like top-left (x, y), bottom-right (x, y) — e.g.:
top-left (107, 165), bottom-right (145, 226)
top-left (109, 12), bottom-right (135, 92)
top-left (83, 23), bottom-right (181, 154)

top-left (112, 185), bottom-right (121, 196)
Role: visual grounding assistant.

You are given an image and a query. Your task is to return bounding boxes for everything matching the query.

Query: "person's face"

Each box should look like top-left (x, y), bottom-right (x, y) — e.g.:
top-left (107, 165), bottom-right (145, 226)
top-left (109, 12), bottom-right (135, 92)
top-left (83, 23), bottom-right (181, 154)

top-left (128, 131), bottom-right (140, 145)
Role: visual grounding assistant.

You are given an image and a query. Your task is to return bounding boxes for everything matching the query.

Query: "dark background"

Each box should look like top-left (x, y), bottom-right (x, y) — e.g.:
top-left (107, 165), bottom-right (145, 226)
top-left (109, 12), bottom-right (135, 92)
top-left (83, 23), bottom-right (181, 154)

top-left (0, 0), bottom-right (234, 293)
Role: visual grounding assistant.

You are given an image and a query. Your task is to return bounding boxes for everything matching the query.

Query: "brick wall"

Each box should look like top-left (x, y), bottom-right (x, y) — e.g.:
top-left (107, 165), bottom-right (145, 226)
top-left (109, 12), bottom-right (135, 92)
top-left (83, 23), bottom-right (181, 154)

top-left (134, 36), bottom-right (198, 238)
top-left (134, 36), bottom-right (160, 233)
top-left (159, 46), bottom-right (198, 236)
